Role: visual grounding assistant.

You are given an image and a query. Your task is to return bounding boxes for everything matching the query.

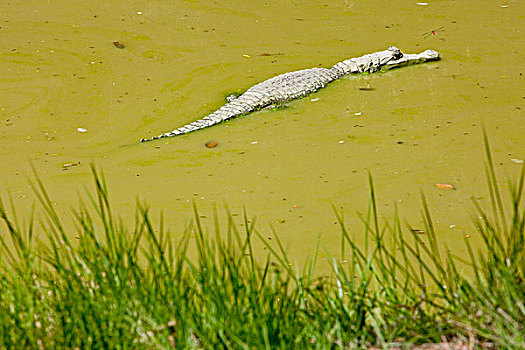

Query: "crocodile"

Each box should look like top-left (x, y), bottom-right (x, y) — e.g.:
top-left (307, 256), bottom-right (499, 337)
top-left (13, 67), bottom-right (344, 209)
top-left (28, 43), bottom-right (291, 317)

top-left (140, 46), bottom-right (439, 142)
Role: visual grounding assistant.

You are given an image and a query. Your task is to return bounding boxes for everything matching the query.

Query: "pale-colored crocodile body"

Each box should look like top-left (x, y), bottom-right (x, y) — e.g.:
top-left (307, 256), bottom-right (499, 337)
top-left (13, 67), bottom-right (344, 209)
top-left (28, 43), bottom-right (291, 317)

top-left (140, 46), bottom-right (439, 142)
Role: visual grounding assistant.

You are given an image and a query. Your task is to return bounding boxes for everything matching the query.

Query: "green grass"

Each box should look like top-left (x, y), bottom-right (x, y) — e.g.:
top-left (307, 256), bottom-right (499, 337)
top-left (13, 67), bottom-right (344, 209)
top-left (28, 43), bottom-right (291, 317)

top-left (0, 136), bottom-right (523, 349)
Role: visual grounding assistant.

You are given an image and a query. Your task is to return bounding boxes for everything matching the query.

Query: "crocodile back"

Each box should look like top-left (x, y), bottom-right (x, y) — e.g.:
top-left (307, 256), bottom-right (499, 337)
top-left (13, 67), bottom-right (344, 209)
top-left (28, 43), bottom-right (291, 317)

top-left (140, 46), bottom-right (439, 142)
top-left (143, 67), bottom-right (338, 141)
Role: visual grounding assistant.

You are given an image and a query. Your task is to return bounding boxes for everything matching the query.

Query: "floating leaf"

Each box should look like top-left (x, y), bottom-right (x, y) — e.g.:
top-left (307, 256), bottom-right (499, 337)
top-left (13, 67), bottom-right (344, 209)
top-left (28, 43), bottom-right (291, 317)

top-left (113, 41), bottom-right (126, 49)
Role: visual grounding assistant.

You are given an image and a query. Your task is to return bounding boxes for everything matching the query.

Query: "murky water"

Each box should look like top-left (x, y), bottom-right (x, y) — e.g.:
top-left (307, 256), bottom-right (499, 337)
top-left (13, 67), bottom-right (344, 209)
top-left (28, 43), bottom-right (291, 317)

top-left (1, 0), bottom-right (523, 267)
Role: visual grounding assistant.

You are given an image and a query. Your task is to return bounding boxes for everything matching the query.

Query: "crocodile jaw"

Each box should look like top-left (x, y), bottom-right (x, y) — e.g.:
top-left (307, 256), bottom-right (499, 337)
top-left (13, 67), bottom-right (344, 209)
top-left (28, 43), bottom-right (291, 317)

top-left (382, 49), bottom-right (440, 71)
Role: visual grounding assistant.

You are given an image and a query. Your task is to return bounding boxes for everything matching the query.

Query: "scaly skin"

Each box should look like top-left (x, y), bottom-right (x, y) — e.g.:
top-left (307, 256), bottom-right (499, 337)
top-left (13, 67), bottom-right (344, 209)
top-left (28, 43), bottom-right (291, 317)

top-left (140, 46), bottom-right (439, 142)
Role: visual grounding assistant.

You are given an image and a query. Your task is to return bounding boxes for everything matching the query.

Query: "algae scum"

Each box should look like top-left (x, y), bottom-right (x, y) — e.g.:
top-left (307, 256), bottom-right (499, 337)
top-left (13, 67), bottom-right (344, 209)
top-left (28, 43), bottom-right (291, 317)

top-left (0, 0), bottom-right (523, 263)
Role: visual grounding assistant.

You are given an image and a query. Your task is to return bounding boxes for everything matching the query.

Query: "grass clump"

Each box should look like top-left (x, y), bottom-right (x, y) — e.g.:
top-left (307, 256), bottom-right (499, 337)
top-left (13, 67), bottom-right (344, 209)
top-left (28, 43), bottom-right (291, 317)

top-left (0, 139), bottom-right (523, 349)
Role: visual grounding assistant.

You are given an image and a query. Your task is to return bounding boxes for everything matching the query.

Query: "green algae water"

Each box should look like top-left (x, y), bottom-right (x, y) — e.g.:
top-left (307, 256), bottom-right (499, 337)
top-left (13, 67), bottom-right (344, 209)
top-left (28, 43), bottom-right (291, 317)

top-left (0, 0), bottom-right (523, 267)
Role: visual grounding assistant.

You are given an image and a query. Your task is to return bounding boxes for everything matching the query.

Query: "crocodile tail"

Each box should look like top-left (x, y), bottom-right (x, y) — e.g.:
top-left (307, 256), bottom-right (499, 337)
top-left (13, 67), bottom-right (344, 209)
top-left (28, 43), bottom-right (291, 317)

top-left (140, 97), bottom-right (254, 143)
top-left (139, 117), bottom-right (219, 142)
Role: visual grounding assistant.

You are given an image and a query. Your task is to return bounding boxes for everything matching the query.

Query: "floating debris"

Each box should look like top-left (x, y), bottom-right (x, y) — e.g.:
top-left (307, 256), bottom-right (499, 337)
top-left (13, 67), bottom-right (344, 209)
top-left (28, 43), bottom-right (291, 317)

top-left (242, 54), bottom-right (251, 58)
top-left (77, 127), bottom-right (87, 133)
top-left (358, 82), bottom-right (375, 91)
top-left (416, 2), bottom-right (428, 5)
top-left (113, 41), bottom-right (126, 49)
top-left (354, 112), bottom-right (362, 116)
top-left (511, 158), bottom-right (524, 164)
top-left (435, 183), bottom-right (456, 190)
top-left (205, 140), bottom-right (218, 148)
top-left (422, 26), bottom-right (445, 39)
top-left (258, 53), bottom-right (283, 57)
top-left (411, 229), bottom-right (425, 234)
top-left (63, 161), bottom-right (80, 169)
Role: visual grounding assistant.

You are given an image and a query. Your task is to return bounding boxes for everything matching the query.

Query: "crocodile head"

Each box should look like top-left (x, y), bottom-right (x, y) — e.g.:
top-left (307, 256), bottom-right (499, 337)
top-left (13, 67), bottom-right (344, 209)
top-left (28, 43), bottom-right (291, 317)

top-left (368, 46), bottom-right (404, 69)
top-left (387, 46), bottom-right (404, 60)
top-left (382, 48), bottom-right (440, 71)
top-left (331, 46), bottom-right (435, 75)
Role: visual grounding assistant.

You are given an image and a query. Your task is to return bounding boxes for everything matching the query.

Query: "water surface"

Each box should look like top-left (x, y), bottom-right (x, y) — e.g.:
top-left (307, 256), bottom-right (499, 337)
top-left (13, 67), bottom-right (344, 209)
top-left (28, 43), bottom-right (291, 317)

top-left (1, 0), bottom-right (523, 266)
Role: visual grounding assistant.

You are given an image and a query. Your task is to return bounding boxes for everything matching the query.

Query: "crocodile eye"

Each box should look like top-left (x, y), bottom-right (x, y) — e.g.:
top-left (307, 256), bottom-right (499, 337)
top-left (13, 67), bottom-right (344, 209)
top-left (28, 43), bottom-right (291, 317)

top-left (394, 51), bottom-right (403, 60)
